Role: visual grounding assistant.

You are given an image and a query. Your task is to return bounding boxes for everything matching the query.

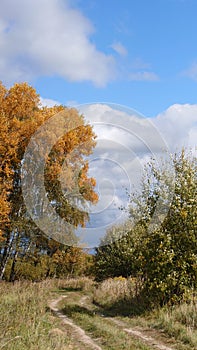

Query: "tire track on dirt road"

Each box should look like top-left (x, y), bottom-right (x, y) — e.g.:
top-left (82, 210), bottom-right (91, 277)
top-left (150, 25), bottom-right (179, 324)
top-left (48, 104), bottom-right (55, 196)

top-left (49, 296), bottom-right (103, 350)
top-left (49, 293), bottom-right (177, 350)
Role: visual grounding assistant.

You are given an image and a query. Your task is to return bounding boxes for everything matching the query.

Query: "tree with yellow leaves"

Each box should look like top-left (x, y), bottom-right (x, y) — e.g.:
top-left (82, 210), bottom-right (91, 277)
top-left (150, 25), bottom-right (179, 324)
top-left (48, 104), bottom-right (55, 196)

top-left (0, 82), bottom-right (98, 280)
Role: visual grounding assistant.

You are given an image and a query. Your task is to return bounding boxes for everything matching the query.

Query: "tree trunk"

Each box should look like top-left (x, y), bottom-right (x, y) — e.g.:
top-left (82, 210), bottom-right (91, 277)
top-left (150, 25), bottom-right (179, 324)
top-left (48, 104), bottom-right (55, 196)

top-left (9, 250), bottom-right (18, 283)
top-left (0, 232), bottom-right (14, 280)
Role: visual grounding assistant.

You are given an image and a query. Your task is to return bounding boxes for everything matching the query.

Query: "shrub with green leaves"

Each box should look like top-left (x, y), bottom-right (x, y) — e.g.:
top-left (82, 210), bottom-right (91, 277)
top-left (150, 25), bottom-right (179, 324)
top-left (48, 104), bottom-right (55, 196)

top-left (95, 150), bottom-right (197, 306)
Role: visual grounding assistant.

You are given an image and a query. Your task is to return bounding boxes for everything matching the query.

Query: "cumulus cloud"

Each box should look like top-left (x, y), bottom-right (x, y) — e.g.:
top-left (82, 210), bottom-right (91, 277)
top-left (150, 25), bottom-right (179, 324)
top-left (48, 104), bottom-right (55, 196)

top-left (80, 103), bottom-right (166, 156)
top-left (0, 0), bottom-right (115, 87)
top-left (153, 103), bottom-right (197, 152)
top-left (75, 103), bottom-right (197, 246)
top-left (83, 102), bottom-right (197, 156)
top-left (75, 103), bottom-right (173, 246)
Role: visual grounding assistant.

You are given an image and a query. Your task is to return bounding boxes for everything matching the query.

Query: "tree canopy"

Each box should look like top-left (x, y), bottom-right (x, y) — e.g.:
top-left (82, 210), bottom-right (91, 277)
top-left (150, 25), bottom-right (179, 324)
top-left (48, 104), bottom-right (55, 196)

top-left (95, 150), bottom-right (197, 305)
top-left (0, 82), bottom-right (98, 280)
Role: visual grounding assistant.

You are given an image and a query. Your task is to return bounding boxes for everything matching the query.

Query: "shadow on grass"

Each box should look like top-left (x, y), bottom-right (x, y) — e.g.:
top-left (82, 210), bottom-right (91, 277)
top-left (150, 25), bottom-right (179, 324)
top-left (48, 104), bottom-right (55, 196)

top-left (59, 295), bottom-right (149, 319)
top-left (53, 283), bottom-right (152, 319)
top-left (93, 297), bottom-right (151, 317)
top-left (61, 304), bottom-right (95, 318)
top-left (58, 287), bottom-right (83, 292)
top-left (93, 295), bottom-right (150, 317)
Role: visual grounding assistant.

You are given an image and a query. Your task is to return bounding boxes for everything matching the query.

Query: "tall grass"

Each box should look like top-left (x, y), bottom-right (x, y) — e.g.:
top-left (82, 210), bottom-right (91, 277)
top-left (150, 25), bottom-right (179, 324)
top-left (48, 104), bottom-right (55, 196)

top-left (93, 277), bottom-right (134, 306)
top-left (58, 278), bottom-right (151, 350)
top-left (152, 301), bottom-right (197, 347)
top-left (2, 277), bottom-right (197, 349)
top-left (93, 277), bottom-right (197, 348)
top-left (93, 277), bottom-right (146, 316)
top-left (57, 276), bottom-right (95, 292)
top-left (0, 280), bottom-right (74, 350)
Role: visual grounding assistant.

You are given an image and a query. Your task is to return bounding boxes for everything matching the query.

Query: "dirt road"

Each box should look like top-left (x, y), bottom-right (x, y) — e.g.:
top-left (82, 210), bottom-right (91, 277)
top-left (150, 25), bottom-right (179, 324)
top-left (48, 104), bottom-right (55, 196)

top-left (48, 292), bottom-right (179, 350)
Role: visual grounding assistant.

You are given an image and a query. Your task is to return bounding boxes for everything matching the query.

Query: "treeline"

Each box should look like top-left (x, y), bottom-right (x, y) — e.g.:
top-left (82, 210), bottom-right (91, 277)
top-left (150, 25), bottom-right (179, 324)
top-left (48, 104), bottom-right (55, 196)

top-left (0, 82), bottom-right (97, 281)
top-left (3, 244), bottom-right (94, 281)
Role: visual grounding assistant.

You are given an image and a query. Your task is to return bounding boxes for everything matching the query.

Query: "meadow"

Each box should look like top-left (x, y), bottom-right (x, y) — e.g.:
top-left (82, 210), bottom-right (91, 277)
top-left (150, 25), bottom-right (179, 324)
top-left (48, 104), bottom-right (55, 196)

top-left (1, 277), bottom-right (196, 350)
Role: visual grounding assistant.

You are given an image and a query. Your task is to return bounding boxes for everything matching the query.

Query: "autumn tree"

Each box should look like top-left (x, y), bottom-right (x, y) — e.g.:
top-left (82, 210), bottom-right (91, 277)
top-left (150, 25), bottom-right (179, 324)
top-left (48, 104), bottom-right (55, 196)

top-left (3, 242), bottom-right (93, 281)
top-left (0, 82), bottom-right (98, 280)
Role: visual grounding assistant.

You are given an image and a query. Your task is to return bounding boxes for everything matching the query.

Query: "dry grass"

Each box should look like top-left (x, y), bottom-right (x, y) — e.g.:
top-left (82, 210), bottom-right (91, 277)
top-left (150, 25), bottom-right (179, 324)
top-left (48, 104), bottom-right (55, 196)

top-left (0, 279), bottom-right (76, 350)
top-left (93, 277), bottom-right (146, 316)
top-left (152, 301), bottom-right (197, 347)
top-left (93, 277), bottom-right (197, 349)
top-left (93, 276), bottom-right (135, 307)
top-left (57, 276), bottom-right (95, 293)
top-left (1, 277), bottom-right (196, 350)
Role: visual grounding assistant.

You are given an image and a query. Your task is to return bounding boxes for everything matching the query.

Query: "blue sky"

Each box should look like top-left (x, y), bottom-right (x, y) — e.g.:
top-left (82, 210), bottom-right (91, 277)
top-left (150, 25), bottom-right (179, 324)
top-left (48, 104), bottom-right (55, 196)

top-left (1, 0), bottom-right (197, 116)
top-left (34, 0), bottom-right (197, 116)
top-left (71, 0), bottom-right (197, 116)
top-left (1, 0), bottom-right (197, 247)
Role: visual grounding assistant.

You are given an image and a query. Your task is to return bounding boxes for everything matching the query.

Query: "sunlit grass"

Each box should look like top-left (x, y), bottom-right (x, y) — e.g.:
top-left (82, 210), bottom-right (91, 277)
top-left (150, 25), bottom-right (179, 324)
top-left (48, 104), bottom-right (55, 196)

top-left (1, 277), bottom-right (197, 350)
top-left (0, 280), bottom-right (75, 350)
top-left (93, 277), bottom-right (197, 349)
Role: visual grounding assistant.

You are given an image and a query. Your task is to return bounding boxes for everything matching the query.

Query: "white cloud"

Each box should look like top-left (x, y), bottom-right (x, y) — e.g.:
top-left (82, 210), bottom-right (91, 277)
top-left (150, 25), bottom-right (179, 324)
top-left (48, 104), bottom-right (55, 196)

top-left (129, 71), bottom-right (159, 81)
top-left (111, 42), bottom-right (128, 56)
top-left (40, 97), bottom-right (61, 107)
top-left (75, 103), bottom-right (197, 246)
top-left (75, 103), bottom-right (173, 246)
top-left (79, 103), bottom-right (166, 155)
top-left (0, 0), bottom-right (115, 87)
top-left (153, 103), bottom-right (197, 152)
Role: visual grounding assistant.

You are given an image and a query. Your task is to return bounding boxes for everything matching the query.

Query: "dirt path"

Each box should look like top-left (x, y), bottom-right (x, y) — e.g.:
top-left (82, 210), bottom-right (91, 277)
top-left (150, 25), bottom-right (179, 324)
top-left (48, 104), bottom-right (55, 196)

top-left (78, 294), bottom-right (176, 350)
top-left (49, 296), bottom-right (103, 350)
top-left (107, 318), bottom-right (175, 350)
top-left (49, 293), bottom-right (177, 350)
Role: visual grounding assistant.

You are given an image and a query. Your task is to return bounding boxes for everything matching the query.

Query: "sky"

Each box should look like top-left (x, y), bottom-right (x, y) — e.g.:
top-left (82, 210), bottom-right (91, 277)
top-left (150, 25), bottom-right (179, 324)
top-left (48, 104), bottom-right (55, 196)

top-left (1, 0), bottom-right (197, 247)
top-left (1, 0), bottom-right (197, 115)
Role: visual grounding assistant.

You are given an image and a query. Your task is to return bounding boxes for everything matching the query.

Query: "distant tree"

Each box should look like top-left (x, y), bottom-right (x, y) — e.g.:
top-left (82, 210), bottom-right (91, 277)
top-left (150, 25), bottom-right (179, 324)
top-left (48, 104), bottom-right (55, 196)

top-left (94, 221), bottom-right (139, 281)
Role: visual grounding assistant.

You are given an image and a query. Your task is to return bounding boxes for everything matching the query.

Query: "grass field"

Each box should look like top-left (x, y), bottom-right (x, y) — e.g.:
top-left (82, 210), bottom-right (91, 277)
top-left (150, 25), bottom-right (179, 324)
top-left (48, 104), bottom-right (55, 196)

top-left (92, 277), bottom-right (197, 349)
top-left (0, 279), bottom-right (77, 350)
top-left (1, 277), bottom-right (197, 350)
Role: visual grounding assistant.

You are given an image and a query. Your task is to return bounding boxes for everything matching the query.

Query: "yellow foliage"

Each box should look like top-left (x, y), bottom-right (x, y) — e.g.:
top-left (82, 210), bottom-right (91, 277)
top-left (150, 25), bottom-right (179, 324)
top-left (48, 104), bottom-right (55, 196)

top-left (0, 81), bottom-right (98, 242)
